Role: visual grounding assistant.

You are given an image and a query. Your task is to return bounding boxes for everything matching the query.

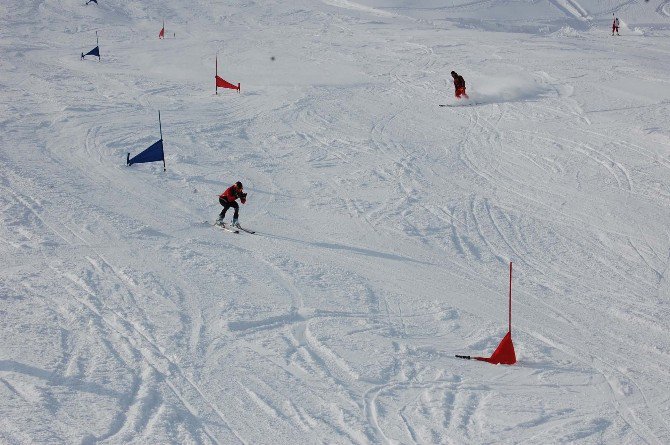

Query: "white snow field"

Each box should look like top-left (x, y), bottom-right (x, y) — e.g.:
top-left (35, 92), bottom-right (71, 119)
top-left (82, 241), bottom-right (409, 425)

top-left (2, 0), bottom-right (670, 443)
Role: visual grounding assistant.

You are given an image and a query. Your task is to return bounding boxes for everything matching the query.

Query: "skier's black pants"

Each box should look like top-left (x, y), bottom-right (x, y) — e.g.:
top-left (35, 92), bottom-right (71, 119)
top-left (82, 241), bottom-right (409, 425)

top-left (219, 197), bottom-right (239, 220)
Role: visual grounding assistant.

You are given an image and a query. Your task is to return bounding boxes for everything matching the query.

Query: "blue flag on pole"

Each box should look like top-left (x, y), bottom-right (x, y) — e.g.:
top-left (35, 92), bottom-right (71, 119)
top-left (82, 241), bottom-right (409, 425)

top-left (82, 46), bottom-right (100, 59)
top-left (127, 139), bottom-right (164, 167)
top-left (127, 111), bottom-right (166, 171)
top-left (82, 32), bottom-right (100, 60)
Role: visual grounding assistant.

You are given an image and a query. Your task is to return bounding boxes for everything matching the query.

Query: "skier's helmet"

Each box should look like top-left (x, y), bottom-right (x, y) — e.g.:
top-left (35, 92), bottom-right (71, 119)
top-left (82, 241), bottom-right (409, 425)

top-left (451, 71), bottom-right (457, 76)
top-left (235, 181), bottom-right (243, 189)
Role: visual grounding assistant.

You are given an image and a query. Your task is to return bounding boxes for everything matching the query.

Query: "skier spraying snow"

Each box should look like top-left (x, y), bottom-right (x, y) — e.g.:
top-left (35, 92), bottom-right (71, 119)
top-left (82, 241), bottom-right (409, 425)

top-left (217, 182), bottom-right (247, 227)
top-left (451, 71), bottom-right (469, 99)
top-left (612, 16), bottom-right (620, 36)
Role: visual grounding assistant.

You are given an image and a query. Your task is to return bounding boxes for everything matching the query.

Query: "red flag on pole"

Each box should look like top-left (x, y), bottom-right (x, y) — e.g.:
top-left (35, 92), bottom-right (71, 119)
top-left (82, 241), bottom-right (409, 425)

top-left (214, 54), bottom-right (240, 93)
top-left (475, 331), bottom-right (516, 365)
top-left (215, 76), bottom-right (240, 92)
top-left (456, 262), bottom-right (517, 365)
top-left (159, 20), bottom-right (165, 39)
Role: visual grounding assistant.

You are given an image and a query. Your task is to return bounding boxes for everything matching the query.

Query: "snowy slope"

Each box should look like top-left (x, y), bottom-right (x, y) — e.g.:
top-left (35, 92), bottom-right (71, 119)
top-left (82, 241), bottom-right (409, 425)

top-left (1, 0), bottom-right (670, 444)
top-left (359, 0), bottom-right (670, 31)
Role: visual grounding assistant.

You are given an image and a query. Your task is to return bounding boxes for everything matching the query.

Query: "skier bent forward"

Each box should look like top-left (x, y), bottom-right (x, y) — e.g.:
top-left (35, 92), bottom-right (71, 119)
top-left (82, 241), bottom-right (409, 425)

top-left (217, 182), bottom-right (247, 227)
top-left (451, 71), bottom-right (469, 99)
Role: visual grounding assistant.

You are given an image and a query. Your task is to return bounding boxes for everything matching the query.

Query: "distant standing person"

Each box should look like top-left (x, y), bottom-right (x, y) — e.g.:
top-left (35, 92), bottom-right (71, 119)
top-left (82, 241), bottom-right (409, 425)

top-left (451, 71), bottom-right (469, 99)
top-left (217, 182), bottom-right (247, 227)
top-left (612, 16), bottom-right (620, 36)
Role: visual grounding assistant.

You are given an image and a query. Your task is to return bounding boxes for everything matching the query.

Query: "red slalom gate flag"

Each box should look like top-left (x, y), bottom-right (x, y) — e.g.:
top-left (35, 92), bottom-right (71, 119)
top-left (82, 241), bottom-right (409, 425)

top-left (475, 331), bottom-right (516, 365)
top-left (159, 27), bottom-right (164, 39)
top-left (455, 262), bottom-right (517, 365)
top-left (215, 75), bottom-right (240, 92)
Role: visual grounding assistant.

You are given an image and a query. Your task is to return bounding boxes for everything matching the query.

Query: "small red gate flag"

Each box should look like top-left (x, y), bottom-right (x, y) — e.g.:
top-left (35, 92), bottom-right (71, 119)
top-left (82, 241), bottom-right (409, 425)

top-left (159, 27), bottom-right (164, 39)
top-left (215, 75), bottom-right (240, 92)
top-left (475, 331), bottom-right (516, 365)
top-left (456, 262), bottom-right (517, 365)
top-left (214, 54), bottom-right (240, 94)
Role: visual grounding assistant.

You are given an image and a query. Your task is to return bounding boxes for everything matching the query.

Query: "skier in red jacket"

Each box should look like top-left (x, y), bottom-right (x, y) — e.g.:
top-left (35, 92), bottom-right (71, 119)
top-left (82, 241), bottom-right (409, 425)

top-left (612, 17), bottom-right (620, 36)
top-left (452, 71), bottom-right (469, 99)
top-left (217, 181), bottom-right (247, 227)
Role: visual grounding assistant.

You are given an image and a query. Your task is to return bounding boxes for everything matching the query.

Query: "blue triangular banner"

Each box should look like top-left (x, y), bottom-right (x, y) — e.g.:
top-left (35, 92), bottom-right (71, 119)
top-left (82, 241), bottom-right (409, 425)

top-left (83, 46), bottom-right (99, 58)
top-left (127, 139), bottom-right (164, 166)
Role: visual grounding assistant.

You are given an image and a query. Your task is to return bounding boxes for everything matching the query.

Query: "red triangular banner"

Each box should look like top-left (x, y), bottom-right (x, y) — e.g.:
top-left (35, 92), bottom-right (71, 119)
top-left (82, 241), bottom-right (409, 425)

top-left (476, 331), bottom-right (516, 365)
top-left (215, 75), bottom-right (240, 91)
top-left (159, 27), bottom-right (164, 39)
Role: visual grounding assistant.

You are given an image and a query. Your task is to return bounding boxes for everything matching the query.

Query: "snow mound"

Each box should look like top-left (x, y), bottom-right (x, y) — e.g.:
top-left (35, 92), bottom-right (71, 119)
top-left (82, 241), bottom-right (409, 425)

top-left (620, 20), bottom-right (645, 36)
top-left (552, 26), bottom-right (582, 37)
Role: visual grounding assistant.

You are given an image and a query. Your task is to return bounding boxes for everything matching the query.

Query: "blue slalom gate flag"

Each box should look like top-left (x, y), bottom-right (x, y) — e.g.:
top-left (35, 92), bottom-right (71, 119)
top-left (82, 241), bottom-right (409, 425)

top-left (127, 111), bottom-right (166, 171)
top-left (82, 32), bottom-right (100, 60)
top-left (82, 46), bottom-right (100, 59)
top-left (127, 139), bottom-right (165, 169)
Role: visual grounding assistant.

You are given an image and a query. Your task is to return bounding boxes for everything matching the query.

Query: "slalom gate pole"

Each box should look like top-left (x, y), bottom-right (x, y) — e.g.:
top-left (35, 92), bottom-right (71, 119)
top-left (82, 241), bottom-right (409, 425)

top-left (158, 111), bottom-right (165, 171)
top-left (509, 261), bottom-right (512, 333)
top-left (455, 355), bottom-right (472, 360)
top-left (215, 53), bottom-right (218, 95)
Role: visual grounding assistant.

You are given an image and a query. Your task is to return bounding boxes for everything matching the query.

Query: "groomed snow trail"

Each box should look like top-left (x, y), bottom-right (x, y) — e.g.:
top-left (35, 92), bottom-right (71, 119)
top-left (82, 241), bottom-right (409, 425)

top-left (1, 0), bottom-right (670, 444)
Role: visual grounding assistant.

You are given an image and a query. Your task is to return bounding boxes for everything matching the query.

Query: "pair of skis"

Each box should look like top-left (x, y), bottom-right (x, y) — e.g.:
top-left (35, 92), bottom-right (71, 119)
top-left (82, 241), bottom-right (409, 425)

top-left (439, 102), bottom-right (482, 107)
top-left (211, 221), bottom-right (255, 234)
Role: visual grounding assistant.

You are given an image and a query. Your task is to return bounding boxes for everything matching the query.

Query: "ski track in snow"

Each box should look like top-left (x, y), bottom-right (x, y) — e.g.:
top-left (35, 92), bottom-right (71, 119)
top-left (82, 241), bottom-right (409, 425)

top-left (2, 0), bottom-right (670, 444)
top-left (547, 0), bottom-right (593, 23)
top-left (658, 0), bottom-right (670, 18)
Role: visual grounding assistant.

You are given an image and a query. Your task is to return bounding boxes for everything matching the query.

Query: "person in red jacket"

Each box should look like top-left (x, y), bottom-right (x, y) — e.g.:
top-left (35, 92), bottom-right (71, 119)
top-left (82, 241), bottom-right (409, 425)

top-left (451, 71), bottom-right (469, 99)
top-left (612, 17), bottom-right (620, 36)
top-left (217, 181), bottom-right (247, 227)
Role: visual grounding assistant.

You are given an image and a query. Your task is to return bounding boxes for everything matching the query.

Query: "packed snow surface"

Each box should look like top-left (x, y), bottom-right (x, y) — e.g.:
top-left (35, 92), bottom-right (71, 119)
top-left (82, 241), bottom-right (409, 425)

top-left (1, 0), bottom-right (670, 444)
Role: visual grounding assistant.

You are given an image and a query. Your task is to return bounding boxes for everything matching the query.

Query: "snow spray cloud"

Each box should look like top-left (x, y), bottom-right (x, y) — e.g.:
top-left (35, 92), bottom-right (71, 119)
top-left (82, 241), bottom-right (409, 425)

top-left (461, 72), bottom-right (555, 105)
